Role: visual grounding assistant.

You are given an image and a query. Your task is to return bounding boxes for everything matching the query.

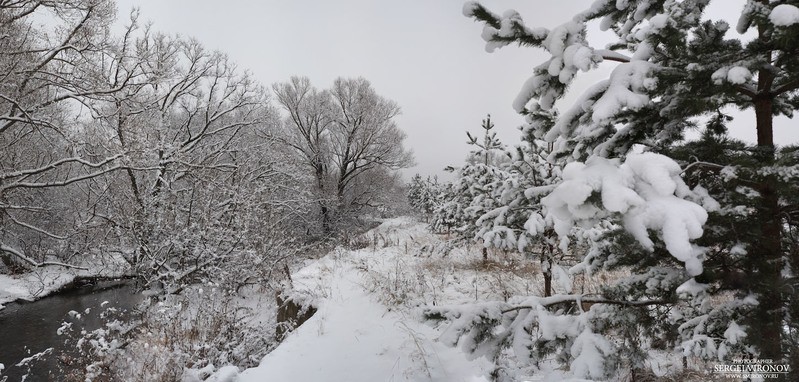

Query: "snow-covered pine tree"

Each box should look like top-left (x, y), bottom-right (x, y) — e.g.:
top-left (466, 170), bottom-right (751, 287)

top-left (430, 159), bottom-right (508, 239)
top-left (423, 1), bottom-right (798, 380)
top-left (429, 179), bottom-right (461, 235)
top-left (467, 114), bottom-right (504, 166)
top-left (664, 130), bottom-right (799, 376)
top-left (474, 107), bottom-right (573, 297)
top-left (408, 174), bottom-right (426, 211)
top-left (430, 116), bottom-right (509, 254)
top-left (407, 174), bottom-right (441, 222)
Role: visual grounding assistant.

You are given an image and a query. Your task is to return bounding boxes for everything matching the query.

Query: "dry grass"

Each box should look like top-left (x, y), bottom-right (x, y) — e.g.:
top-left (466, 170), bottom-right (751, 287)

top-left (422, 256), bottom-right (539, 278)
top-left (420, 242), bottom-right (639, 298)
top-left (359, 227), bottom-right (750, 381)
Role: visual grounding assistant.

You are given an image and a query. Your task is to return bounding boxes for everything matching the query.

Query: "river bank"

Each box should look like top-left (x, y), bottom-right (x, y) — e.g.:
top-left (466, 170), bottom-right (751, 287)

top-left (0, 253), bottom-right (132, 310)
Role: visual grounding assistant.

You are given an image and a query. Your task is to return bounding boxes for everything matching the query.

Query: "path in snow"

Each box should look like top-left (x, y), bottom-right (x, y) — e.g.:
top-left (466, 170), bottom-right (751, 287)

top-left (236, 217), bottom-right (493, 382)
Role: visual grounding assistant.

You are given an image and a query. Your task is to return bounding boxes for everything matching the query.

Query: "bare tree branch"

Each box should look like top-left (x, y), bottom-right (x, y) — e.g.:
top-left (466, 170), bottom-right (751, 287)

top-left (0, 243), bottom-right (88, 270)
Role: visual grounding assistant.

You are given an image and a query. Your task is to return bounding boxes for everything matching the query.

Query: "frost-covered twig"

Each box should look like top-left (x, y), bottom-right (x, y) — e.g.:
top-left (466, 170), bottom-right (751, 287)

top-left (680, 160), bottom-right (726, 174)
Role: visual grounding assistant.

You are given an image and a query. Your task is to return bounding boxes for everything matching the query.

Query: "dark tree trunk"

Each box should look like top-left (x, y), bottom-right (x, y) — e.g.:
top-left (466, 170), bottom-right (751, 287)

top-left (751, 96), bottom-right (784, 362)
top-left (320, 204), bottom-right (331, 235)
top-left (0, 252), bottom-right (13, 271)
top-left (542, 242), bottom-right (554, 297)
top-left (543, 268), bottom-right (552, 298)
top-left (315, 161), bottom-right (332, 235)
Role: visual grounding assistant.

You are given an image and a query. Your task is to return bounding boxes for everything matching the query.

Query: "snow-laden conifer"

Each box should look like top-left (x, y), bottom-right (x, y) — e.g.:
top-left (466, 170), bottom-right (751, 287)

top-left (425, 1), bottom-right (799, 379)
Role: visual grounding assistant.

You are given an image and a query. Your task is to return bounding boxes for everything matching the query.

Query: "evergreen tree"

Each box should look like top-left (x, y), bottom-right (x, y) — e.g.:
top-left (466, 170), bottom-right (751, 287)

top-left (474, 108), bottom-right (571, 297)
top-left (407, 174), bottom-right (441, 222)
top-left (424, 1), bottom-right (799, 379)
top-left (431, 116), bottom-right (509, 255)
top-left (466, 114), bottom-right (504, 166)
top-left (431, 164), bottom-right (508, 239)
top-left (665, 131), bottom-right (799, 375)
top-left (407, 174), bottom-right (426, 211)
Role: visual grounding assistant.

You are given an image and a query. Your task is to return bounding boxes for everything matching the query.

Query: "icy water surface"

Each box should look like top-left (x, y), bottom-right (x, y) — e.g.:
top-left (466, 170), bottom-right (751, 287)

top-left (0, 279), bottom-right (141, 381)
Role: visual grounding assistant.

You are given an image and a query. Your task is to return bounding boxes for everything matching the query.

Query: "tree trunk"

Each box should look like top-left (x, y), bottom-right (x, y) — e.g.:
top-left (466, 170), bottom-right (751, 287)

top-left (0, 252), bottom-right (13, 271)
top-left (320, 204), bottom-right (331, 235)
top-left (752, 96), bottom-right (784, 362)
top-left (542, 242), bottom-right (554, 297)
top-left (315, 161), bottom-right (331, 235)
top-left (115, 105), bottom-right (148, 267)
top-left (753, 177), bottom-right (783, 361)
top-left (542, 254), bottom-right (552, 298)
top-left (543, 269), bottom-right (552, 298)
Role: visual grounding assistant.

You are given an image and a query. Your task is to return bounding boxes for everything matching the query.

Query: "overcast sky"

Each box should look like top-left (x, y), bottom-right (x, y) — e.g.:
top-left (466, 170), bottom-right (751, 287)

top-left (113, 0), bottom-right (796, 179)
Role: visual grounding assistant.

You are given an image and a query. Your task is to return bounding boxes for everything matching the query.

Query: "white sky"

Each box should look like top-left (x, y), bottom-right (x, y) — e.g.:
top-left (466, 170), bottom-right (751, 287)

top-left (113, 0), bottom-right (796, 180)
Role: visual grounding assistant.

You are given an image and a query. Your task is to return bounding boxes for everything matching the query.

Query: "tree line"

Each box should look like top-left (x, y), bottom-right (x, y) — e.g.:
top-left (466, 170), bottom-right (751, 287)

top-left (0, 0), bottom-right (413, 293)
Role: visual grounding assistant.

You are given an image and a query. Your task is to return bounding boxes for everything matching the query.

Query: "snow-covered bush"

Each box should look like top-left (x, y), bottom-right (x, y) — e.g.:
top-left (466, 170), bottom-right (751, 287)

top-left (58, 288), bottom-right (276, 382)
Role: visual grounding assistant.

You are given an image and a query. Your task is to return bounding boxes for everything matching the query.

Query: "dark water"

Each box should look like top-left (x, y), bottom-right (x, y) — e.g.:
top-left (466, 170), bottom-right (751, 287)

top-left (0, 279), bottom-right (142, 381)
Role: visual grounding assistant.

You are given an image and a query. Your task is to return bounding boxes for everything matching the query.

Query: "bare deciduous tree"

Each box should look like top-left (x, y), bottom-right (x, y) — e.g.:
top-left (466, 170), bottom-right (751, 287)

top-left (0, 0), bottom-right (129, 270)
top-left (329, 77), bottom-right (415, 213)
top-left (273, 76), bottom-right (335, 233)
top-left (273, 76), bottom-right (414, 234)
top-left (56, 25), bottom-right (321, 292)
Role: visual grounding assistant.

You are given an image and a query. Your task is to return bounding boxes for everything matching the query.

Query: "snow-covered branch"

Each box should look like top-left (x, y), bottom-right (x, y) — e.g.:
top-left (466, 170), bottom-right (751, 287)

top-left (500, 295), bottom-right (674, 314)
top-left (680, 160), bottom-right (726, 174)
top-left (3, 214), bottom-right (67, 240)
top-left (0, 243), bottom-right (87, 270)
top-left (594, 49), bottom-right (631, 63)
top-left (2, 164), bottom-right (124, 191)
top-left (0, 154), bottom-right (123, 181)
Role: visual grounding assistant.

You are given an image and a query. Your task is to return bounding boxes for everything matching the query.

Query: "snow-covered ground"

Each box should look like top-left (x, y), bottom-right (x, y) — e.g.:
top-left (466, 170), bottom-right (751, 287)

top-left (190, 217), bottom-right (695, 382)
top-left (193, 216), bottom-right (606, 382)
top-left (236, 217), bottom-right (496, 382)
top-left (0, 253), bottom-right (131, 310)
